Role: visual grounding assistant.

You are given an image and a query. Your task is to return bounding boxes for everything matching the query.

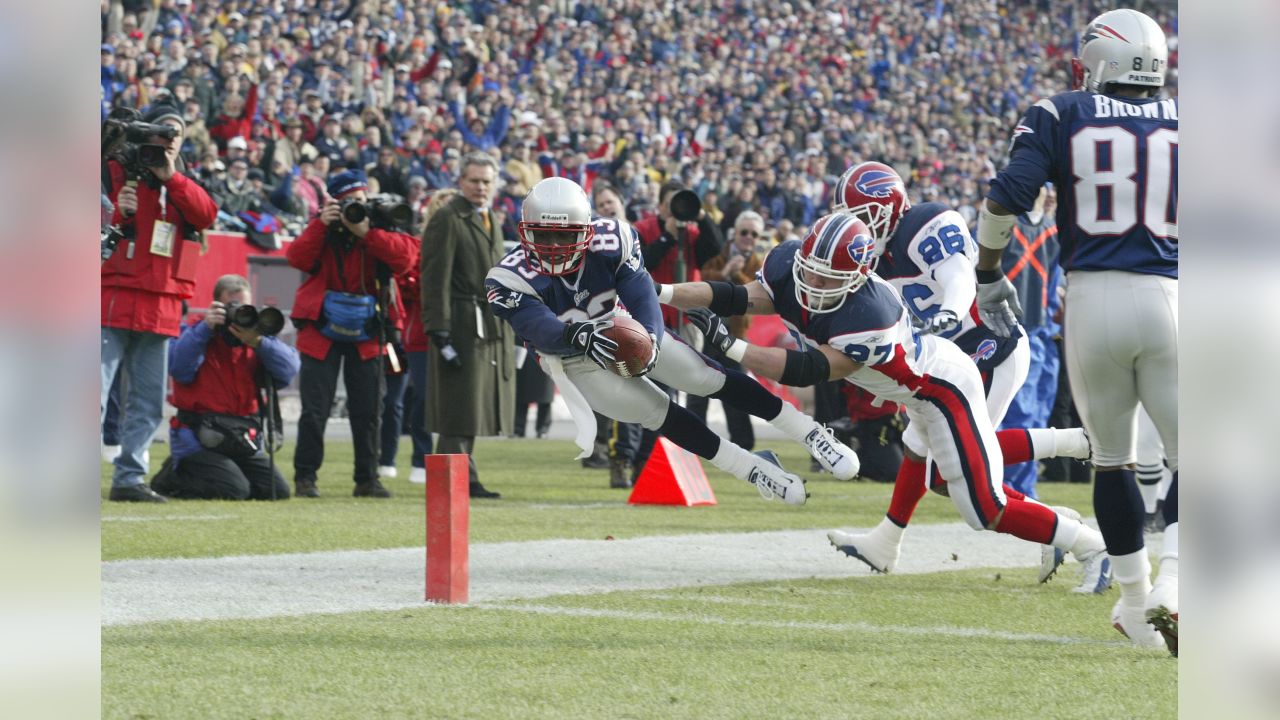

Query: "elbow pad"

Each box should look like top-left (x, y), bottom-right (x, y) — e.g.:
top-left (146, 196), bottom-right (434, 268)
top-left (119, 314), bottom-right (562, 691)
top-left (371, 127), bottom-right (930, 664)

top-left (706, 281), bottom-right (749, 317)
top-left (779, 346), bottom-right (832, 387)
top-left (977, 203), bottom-right (1017, 251)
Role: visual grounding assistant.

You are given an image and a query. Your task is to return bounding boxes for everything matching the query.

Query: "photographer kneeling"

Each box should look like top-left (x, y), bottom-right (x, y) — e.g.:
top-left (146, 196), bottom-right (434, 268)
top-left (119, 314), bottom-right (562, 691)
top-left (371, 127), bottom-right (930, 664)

top-left (286, 170), bottom-right (418, 498)
top-left (152, 275), bottom-right (298, 500)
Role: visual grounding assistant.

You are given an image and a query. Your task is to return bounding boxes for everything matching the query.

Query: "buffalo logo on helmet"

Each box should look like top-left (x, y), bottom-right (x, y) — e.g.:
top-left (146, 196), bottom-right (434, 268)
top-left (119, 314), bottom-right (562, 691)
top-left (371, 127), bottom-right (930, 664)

top-left (845, 231), bottom-right (876, 266)
top-left (854, 170), bottom-right (901, 199)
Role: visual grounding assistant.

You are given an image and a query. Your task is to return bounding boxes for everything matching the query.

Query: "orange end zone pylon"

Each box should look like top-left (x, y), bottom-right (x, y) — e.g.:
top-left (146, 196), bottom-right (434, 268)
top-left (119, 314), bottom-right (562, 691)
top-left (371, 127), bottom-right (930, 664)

top-left (425, 454), bottom-right (469, 603)
top-left (627, 437), bottom-right (717, 506)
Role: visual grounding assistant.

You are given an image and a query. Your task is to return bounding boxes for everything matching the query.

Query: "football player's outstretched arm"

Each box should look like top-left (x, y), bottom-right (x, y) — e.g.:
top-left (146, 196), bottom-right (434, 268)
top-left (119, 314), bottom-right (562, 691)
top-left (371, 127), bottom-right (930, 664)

top-left (685, 309), bottom-right (859, 386)
top-left (657, 279), bottom-right (775, 316)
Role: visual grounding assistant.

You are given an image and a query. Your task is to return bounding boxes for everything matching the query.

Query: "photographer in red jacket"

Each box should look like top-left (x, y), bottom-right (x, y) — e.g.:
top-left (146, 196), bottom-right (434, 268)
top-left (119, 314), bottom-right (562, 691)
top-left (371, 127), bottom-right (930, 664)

top-left (286, 170), bottom-right (418, 499)
top-left (102, 103), bottom-right (218, 503)
top-left (151, 275), bottom-right (299, 500)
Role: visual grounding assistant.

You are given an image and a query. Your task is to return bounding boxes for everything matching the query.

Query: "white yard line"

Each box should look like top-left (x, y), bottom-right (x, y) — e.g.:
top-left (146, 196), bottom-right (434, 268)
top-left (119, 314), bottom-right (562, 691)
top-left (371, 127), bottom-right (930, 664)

top-left (102, 514), bottom-right (239, 523)
top-left (102, 523), bottom-right (1061, 627)
top-left (470, 602), bottom-right (1126, 647)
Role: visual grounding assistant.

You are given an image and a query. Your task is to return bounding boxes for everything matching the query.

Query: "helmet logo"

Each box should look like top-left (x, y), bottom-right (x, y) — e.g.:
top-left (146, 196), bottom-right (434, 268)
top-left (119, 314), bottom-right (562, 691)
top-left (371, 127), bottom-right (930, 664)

top-left (854, 171), bottom-right (899, 198)
top-left (845, 233), bottom-right (875, 265)
top-left (1083, 23), bottom-right (1130, 45)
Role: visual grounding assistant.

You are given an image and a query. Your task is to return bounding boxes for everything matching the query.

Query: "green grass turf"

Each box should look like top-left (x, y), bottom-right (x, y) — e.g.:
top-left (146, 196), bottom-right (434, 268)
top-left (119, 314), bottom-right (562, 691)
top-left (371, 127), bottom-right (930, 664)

top-left (101, 568), bottom-right (1176, 720)
top-left (102, 438), bottom-right (1097, 561)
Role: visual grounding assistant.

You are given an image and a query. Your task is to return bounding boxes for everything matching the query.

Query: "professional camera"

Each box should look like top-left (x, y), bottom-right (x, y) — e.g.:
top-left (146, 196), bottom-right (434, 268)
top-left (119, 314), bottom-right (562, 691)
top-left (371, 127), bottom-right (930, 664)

top-left (225, 302), bottom-right (286, 337)
top-left (101, 107), bottom-right (179, 178)
top-left (668, 189), bottom-right (703, 222)
top-left (339, 194), bottom-right (414, 233)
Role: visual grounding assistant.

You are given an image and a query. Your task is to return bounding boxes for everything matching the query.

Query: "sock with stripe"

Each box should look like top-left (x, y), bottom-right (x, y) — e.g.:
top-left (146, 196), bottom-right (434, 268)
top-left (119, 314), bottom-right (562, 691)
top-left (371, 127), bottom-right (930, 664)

top-left (886, 456), bottom-right (928, 527)
top-left (1136, 461), bottom-right (1164, 513)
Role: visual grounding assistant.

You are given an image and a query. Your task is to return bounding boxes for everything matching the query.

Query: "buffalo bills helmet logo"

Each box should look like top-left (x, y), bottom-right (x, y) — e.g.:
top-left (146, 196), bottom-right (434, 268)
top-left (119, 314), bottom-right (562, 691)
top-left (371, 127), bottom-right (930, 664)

top-left (971, 339), bottom-right (998, 362)
top-left (854, 170), bottom-right (899, 198)
top-left (845, 232), bottom-right (876, 266)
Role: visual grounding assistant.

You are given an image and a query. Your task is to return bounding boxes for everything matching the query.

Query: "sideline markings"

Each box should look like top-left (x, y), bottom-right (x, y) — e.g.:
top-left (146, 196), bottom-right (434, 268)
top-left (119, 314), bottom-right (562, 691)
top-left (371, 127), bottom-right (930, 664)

top-left (103, 524), bottom-right (1047, 626)
top-left (102, 514), bottom-right (238, 523)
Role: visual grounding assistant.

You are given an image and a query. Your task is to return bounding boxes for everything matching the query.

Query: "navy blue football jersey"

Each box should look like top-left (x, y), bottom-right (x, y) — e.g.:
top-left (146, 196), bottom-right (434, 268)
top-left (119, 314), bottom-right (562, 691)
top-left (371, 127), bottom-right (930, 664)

top-left (485, 216), bottom-right (663, 356)
top-left (988, 91), bottom-right (1177, 278)
top-left (757, 241), bottom-right (929, 403)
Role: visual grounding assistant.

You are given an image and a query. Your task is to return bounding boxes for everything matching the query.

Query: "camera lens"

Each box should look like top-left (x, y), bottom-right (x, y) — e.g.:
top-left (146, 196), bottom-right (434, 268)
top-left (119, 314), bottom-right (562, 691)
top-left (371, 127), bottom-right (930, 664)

top-left (230, 304), bottom-right (259, 328)
top-left (342, 201), bottom-right (368, 224)
top-left (256, 307), bottom-right (286, 337)
top-left (669, 189), bottom-right (702, 222)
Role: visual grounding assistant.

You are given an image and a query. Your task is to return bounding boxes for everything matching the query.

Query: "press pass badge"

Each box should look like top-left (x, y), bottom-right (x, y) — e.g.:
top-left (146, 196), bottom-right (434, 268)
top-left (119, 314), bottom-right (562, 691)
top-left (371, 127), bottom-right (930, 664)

top-left (150, 220), bottom-right (177, 258)
top-left (475, 304), bottom-right (485, 339)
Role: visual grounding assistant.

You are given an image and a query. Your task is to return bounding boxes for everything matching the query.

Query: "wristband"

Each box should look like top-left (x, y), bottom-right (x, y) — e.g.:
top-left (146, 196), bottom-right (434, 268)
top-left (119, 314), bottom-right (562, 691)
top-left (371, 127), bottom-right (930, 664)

top-left (977, 203), bottom-right (1016, 251)
top-left (975, 268), bottom-right (1005, 284)
top-left (657, 283), bottom-right (674, 304)
top-left (725, 338), bottom-right (747, 363)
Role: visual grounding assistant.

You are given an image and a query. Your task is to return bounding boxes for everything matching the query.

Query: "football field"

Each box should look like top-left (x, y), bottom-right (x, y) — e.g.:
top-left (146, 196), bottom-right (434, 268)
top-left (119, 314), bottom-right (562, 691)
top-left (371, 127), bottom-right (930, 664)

top-left (102, 438), bottom-right (1177, 719)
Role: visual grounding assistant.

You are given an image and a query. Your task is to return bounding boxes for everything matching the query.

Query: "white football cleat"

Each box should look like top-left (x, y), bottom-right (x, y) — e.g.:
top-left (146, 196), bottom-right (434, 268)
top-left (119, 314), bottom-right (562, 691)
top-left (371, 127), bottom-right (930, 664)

top-left (1071, 550), bottom-right (1113, 594)
top-left (377, 465), bottom-right (398, 479)
top-left (1039, 505), bottom-right (1082, 584)
top-left (746, 450), bottom-right (807, 505)
top-left (801, 424), bottom-right (860, 480)
top-left (828, 526), bottom-right (901, 574)
top-left (1112, 599), bottom-right (1167, 649)
top-left (408, 467), bottom-right (426, 485)
top-left (1145, 575), bottom-right (1179, 657)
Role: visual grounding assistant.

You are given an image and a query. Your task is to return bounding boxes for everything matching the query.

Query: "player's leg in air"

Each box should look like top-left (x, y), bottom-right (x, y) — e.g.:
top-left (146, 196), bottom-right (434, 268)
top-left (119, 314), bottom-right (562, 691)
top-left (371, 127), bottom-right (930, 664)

top-left (829, 338), bottom-right (1107, 583)
top-left (829, 333), bottom-right (1099, 588)
top-left (563, 351), bottom-right (808, 505)
top-left (649, 333), bottom-right (861, 481)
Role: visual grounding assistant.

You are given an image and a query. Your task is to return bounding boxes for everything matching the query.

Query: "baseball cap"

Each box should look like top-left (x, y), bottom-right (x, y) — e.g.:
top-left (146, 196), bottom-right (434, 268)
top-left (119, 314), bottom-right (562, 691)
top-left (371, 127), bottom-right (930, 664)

top-left (437, 58), bottom-right (453, 69)
top-left (101, 43), bottom-right (115, 55)
top-left (517, 111), bottom-right (541, 127)
top-left (247, 168), bottom-right (265, 181)
top-left (227, 136), bottom-right (249, 150)
top-left (444, 147), bottom-right (460, 159)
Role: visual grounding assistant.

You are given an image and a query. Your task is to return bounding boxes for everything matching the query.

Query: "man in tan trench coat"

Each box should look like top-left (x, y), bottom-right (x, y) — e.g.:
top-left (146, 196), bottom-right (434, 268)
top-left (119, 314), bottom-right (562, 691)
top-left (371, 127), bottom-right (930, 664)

top-left (420, 153), bottom-right (515, 498)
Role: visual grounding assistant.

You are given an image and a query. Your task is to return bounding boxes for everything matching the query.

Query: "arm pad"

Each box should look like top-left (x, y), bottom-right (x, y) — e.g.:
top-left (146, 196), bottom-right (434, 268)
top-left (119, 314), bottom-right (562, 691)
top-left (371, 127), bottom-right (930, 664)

top-left (706, 281), bottom-right (749, 317)
top-left (779, 346), bottom-right (832, 387)
top-left (977, 202), bottom-right (1017, 251)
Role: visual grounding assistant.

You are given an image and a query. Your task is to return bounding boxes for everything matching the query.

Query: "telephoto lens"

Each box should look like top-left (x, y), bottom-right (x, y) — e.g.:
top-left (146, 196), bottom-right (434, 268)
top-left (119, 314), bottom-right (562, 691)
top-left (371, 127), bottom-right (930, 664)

top-left (669, 189), bottom-right (702, 222)
top-left (341, 198), bottom-right (369, 224)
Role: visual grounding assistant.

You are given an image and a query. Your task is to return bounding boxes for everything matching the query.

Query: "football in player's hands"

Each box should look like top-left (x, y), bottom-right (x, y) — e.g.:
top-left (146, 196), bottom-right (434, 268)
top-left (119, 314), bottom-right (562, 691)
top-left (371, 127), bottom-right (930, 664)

top-left (600, 316), bottom-right (655, 378)
top-left (564, 319), bottom-right (618, 371)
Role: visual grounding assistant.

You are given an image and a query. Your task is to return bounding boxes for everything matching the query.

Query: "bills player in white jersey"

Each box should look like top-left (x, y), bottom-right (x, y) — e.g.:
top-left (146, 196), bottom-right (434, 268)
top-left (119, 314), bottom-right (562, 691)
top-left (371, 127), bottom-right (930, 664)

top-left (823, 162), bottom-right (1096, 589)
top-left (657, 214), bottom-right (1110, 577)
top-left (975, 9), bottom-right (1178, 653)
top-left (485, 178), bottom-right (861, 505)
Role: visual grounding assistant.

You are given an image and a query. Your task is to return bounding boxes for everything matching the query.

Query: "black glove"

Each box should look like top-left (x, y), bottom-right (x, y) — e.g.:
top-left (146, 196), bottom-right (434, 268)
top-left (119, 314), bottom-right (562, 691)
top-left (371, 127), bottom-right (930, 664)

top-left (563, 319), bottom-right (618, 371)
top-left (919, 309), bottom-right (961, 336)
top-left (685, 308), bottom-right (735, 355)
top-left (429, 331), bottom-right (463, 369)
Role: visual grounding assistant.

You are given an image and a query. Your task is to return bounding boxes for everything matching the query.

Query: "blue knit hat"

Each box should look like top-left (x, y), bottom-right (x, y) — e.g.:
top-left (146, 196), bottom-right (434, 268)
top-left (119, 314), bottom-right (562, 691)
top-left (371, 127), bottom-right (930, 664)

top-left (327, 169), bottom-right (367, 199)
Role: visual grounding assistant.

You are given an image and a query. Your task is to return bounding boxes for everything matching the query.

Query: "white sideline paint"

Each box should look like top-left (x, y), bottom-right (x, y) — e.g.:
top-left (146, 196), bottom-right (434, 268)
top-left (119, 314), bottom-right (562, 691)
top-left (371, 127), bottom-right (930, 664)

top-left (472, 602), bottom-right (1126, 647)
top-left (102, 514), bottom-right (238, 523)
top-left (102, 523), bottom-right (1057, 627)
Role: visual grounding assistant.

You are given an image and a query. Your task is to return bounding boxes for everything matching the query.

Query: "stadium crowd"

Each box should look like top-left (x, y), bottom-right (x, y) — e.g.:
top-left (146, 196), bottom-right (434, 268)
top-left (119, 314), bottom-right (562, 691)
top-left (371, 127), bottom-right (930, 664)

top-left (101, 0), bottom-right (1178, 241)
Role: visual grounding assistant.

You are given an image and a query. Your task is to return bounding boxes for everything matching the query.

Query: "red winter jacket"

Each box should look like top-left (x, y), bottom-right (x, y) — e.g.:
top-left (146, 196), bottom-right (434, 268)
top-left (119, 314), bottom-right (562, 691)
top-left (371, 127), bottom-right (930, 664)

top-left (102, 162), bottom-right (218, 336)
top-left (286, 218), bottom-right (419, 361)
top-left (208, 83), bottom-right (259, 151)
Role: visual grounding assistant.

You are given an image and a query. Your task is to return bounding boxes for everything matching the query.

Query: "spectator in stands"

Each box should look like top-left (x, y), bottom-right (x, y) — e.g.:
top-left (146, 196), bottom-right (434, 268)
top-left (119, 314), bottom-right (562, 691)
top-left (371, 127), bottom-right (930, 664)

top-left (370, 145), bottom-right (409, 198)
top-left (151, 275), bottom-right (297, 500)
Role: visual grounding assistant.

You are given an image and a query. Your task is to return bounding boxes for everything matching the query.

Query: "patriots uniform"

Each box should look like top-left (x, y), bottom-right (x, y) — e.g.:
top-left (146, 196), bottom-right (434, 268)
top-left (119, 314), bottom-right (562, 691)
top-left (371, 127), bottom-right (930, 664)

top-left (484, 216), bottom-right (664, 356)
top-left (760, 241), bottom-right (1008, 529)
top-left (988, 90), bottom-right (1178, 278)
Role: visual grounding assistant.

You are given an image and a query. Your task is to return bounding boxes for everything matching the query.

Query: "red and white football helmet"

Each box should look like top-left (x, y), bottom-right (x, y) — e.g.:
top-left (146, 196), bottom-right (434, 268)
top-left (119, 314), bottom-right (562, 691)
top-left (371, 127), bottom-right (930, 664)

top-left (793, 213), bottom-right (879, 314)
top-left (831, 161), bottom-right (910, 249)
top-left (518, 177), bottom-right (594, 276)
